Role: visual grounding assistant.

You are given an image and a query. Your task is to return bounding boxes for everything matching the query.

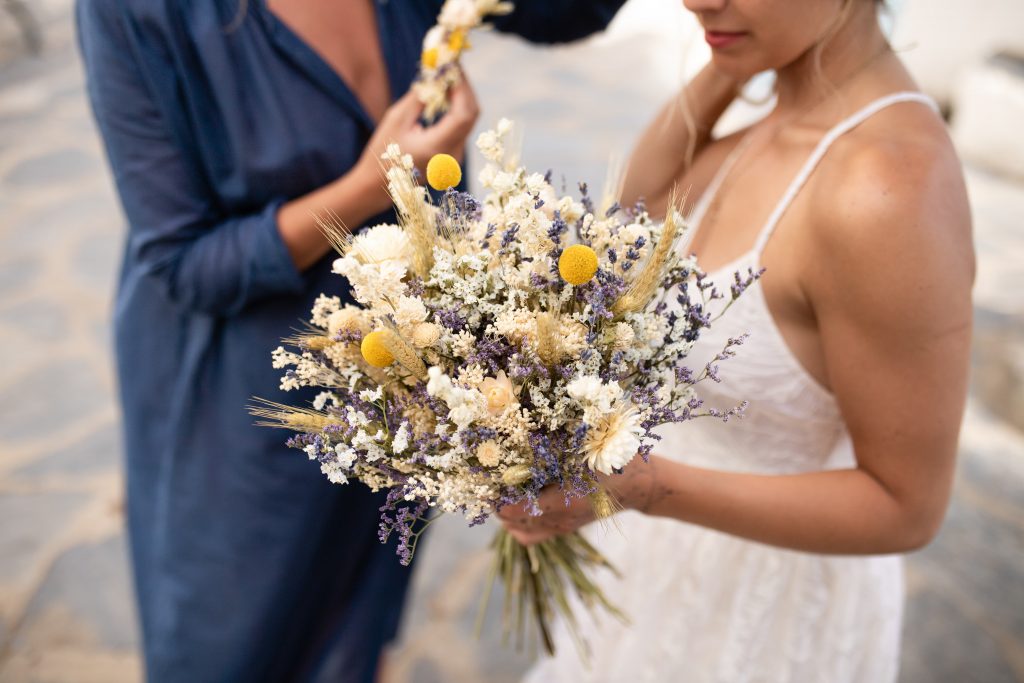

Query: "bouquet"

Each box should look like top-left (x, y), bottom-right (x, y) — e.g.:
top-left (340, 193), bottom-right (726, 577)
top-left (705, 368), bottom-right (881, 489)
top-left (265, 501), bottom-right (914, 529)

top-left (253, 119), bottom-right (759, 656)
top-left (413, 0), bottom-right (512, 119)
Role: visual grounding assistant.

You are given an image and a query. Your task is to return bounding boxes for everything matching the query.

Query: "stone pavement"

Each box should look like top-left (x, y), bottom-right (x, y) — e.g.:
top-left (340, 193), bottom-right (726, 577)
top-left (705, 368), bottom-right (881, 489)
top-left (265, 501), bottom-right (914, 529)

top-left (0, 3), bottom-right (1022, 682)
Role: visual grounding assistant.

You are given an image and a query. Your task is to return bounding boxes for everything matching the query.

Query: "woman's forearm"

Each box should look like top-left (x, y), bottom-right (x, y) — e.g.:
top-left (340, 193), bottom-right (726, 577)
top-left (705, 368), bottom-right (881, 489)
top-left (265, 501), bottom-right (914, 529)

top-left (276, 158), bottom-right (392, 271)
top-left (614, 455), bottom-right (937, 555)
top-left (619, 63), bottom-right (740, 210)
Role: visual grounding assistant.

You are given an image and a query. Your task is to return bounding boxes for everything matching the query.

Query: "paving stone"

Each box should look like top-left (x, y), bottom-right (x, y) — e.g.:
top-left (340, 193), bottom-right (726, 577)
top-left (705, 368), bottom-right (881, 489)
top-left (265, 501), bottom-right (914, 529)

top-left (5, 148), bottom-right (102, 188)
top-left (900, 588), bottom-right (1019, 683)
top-left (70, 229), bottom-right (121, 293)
top-left (0, 251), bottom-right (41, 292)
top-left (907, 479), bottom-right (1024, 639)
top-left (0, 357), bottom-right (109, 444)
top-left (0, 297), bottom-right (69, 340)
top-left (11, 534), bottom-right (139, 652)
top-left (4, 193), bottom-right (118, 253)
top-left (12, 423), bottom-right (121, 479)
top-left (0, 491), bottom-right (89, 583)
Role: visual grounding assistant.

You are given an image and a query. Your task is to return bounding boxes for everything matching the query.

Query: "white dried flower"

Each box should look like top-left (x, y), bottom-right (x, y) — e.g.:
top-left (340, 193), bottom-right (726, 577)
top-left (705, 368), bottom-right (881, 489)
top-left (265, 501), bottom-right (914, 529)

top-left (583, 407), bottom-right (643, 475)
top-left (475, 440), bottom-right (502, 467)
top-left (349, 223), bottom-right (413, 266)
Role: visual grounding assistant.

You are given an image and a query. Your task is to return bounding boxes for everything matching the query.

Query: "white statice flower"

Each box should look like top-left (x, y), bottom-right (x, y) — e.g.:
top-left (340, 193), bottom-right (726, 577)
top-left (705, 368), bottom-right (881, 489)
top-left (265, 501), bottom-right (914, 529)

top-left (359, 386), bottom-right (383, 403)
top-left (457, 364), bottom-right (485, 389)
top-left (493, 308), bottom-right (537, 344)
top-left (567, 375), bottom-right (624, 424)
top-left (476, 130), bottom-right (504, 164)
top-left (559, 319), bottom-right (589, 358)
top-left (450, 330), bottom-right (477, 358)
top-left (349, 223), bottom-right (413, 266)
top-left (334, 445), bottom-right (357, 469)
top-left (426, 366), bottom-right (486, 429)
top-left (310, 295), bottom-right (342, 327)
top-left (392, 423), bottom-right (410, 454)
top-left (438, 0), bottom-right (478, 28)
top-left (320, 461), bottom-right (349, 485)
top-left (611, 322), bottom-right (636, 350)
top-left (312, 391), bottom-right (334, 411)
top-left (583, 407), bottom-right (644, 475)
top-left (333, 255), bottom-right (407, 306)
top-left (556, 196), bottom-right (586, 224)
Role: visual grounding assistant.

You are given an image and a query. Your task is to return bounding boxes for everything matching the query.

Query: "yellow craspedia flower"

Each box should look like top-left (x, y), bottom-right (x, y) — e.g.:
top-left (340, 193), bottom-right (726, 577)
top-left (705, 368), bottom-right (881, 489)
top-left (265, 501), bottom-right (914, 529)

top-left (421, 48), bottom-right (439, 70)
top-left (426, 153), bottom-right (462, 191)
top-left (447, 29), bottom-right (470, 53)
top-left (360, 330), bottom-right (395, 368)
top-left (559, 244), bottom-right (599, 285)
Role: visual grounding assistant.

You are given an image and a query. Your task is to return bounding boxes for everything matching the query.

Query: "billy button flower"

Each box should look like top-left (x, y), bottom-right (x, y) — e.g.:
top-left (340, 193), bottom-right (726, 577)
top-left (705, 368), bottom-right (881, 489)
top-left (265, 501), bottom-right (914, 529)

top-left (426, 153), bottom-right (462, 191)
top-left (360, 330), bottom-right (395, 368)
top-left (448, 28), bottom-right (470, 53)
top-left (558, 244), bottom-right (599, 286)
top-left (421, 47), bottom-right (439, 70)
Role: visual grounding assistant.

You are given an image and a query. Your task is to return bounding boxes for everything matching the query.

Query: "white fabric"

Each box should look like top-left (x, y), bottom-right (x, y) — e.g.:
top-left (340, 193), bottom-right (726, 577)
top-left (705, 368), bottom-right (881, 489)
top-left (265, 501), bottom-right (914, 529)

top-left (524, 92), bottom-right (937, 683)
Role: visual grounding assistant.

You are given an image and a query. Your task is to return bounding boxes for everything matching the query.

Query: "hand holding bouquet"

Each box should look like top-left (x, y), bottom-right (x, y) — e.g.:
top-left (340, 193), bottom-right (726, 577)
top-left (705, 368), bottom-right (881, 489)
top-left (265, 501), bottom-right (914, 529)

top-left (254, 120), bottom-right (758, 656)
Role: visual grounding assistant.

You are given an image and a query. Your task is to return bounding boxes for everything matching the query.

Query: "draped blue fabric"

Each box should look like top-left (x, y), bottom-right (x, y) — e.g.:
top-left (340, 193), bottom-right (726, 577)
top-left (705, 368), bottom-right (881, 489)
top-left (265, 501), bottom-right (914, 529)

top-left (75, 1), bottom-right (624, 681)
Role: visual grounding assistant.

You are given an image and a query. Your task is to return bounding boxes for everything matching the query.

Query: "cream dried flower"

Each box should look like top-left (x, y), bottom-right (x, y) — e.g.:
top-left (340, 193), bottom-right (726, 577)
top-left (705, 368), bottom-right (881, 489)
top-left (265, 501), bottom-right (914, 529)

top-left (349, 223), bottom-right (413, 265)
top-left (411, 322), bottom-right (442, 348)
top-left (327, 306), bottom-right (369, 337)
top-left (583, 407), bottom-right (643, 476)
top-left (475, 440), bottom-right (502, 468)
top-left (479, 370), bottom-right (516, 416)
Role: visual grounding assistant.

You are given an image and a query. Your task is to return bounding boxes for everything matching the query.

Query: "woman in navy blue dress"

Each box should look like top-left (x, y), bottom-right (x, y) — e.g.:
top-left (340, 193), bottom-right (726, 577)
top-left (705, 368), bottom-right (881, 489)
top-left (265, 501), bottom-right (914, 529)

top-left (75, 1), bottom-right (625, 681)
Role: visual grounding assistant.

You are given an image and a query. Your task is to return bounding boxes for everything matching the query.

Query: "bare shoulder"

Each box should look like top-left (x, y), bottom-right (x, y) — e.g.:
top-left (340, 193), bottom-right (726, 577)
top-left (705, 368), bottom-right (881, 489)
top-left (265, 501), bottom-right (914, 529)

top-left (808, 103), bottom-right (975, 291)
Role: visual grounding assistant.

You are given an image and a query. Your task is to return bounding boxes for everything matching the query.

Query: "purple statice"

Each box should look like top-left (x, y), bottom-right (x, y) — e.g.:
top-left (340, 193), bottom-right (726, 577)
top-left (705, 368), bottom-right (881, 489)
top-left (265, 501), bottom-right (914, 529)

top-left (499, 223), bottom-right (520, 252)
top-left (435, 306), bottom-right (467, 333)
top-left (465, 336), bottom-right (510, 374)
top-left (445, 187), bottom-right (481, 221)
top-left (547, 212), bottom-right (569, 249)
top-left (703, 334), bottom-right (748, 384)
top-left (479, 223), bottom-right (497, 250)
top-left (378, 489), bottom-right (430, 566)
top-left (731, 267), bottom-right (766, 300)
top-left (707, 400), bottom-right (750, 423)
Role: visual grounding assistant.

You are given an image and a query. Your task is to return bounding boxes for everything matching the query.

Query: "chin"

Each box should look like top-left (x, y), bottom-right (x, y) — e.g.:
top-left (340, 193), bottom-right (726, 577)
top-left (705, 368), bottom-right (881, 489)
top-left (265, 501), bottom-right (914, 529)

top-left (709, 53), bottom-right (763, 81)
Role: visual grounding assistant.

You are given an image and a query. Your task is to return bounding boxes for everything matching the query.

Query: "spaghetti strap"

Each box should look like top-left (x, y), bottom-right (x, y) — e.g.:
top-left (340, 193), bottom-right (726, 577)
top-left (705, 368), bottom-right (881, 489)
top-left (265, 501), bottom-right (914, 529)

top-left (752, 91), bottom-right (938, 254)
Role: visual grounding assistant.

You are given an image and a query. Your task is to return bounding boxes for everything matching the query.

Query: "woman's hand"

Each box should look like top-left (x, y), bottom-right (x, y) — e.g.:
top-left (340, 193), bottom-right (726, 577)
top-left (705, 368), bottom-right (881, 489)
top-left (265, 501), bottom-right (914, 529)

top-left (497, 455), bottom-right (658, 546)
top-left (356, 74), bottom-right (480, 182)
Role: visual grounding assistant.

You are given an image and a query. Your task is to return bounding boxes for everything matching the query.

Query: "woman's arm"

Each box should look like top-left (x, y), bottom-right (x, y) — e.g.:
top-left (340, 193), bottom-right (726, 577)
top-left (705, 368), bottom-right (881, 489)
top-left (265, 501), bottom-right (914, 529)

top-left (78, 0), bottom-right (477, 313)
top-left (279, 81), bottom-right (479, 270)
top-left (501, 130), bottom-right (974, 555)
top-left (619, 64), bottom-right (740, 212)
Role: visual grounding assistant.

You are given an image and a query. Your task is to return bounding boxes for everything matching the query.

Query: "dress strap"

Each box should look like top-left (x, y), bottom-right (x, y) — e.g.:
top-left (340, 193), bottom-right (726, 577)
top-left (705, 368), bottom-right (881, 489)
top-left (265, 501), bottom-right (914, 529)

top-left (752, 91), bottom-right (939, 254)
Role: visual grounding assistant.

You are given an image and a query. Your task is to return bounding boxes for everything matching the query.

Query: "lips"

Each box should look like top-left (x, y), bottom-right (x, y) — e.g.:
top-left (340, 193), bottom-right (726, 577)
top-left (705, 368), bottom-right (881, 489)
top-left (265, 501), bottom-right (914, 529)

top-left (704, 30), bottom-right (747, 49)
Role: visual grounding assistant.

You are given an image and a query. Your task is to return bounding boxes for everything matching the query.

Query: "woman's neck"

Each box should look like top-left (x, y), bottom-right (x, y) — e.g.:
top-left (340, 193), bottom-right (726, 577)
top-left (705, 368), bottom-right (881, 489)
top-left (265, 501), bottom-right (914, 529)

top-left (773, 5), bottom-right (891, 116)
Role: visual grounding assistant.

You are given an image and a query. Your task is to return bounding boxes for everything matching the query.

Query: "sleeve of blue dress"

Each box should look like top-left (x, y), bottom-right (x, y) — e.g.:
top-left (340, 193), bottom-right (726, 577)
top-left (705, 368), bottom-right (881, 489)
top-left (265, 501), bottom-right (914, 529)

top-left (77, 0), bottom-right (305, 316)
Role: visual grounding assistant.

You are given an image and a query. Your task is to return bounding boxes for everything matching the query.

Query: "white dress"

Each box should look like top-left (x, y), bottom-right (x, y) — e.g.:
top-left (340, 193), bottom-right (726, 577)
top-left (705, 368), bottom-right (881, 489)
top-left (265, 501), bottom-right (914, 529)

top-left (525, 92), bottom-right (938, 683)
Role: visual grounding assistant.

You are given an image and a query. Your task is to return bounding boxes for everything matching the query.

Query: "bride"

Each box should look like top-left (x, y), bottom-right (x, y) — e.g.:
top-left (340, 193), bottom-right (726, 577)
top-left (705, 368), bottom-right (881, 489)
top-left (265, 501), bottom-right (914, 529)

top-left (499, 0), bottom-right (973, 680)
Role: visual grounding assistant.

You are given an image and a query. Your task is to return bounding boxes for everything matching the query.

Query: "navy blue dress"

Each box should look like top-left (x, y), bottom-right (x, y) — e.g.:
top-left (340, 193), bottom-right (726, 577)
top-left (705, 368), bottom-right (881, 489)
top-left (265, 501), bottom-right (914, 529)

top-left (75, 1), bottom-right (624, 681)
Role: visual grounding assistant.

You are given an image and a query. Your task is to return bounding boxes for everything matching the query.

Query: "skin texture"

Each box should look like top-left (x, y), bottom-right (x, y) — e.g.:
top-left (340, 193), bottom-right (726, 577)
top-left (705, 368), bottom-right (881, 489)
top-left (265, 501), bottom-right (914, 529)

top-left (499, 0), bottom-right (975, 554)
top-left (268, 0), bottom-right (480, 270)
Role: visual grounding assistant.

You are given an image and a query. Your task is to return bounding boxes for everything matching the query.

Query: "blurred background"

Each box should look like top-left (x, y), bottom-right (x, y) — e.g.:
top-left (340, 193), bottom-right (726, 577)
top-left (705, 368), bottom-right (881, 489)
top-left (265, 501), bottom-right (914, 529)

top-left (0, 0), bottom-right (1022, 681)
